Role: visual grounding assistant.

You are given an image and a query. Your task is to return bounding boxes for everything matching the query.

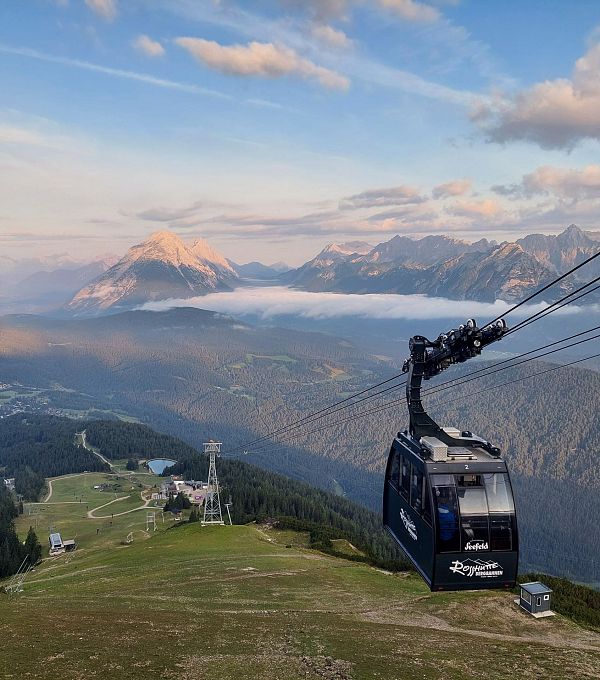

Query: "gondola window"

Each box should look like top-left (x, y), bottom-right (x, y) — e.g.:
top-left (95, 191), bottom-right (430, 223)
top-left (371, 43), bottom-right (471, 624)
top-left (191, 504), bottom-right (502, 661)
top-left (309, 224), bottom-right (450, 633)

top-left (432, 475), bottom-right (460, 553)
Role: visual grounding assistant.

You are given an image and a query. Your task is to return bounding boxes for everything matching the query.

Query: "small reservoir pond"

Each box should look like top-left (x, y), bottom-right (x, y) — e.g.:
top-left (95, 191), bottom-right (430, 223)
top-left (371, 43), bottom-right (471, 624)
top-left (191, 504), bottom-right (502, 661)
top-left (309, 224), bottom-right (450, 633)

top-left (147, 458), bottom-right (177, 474)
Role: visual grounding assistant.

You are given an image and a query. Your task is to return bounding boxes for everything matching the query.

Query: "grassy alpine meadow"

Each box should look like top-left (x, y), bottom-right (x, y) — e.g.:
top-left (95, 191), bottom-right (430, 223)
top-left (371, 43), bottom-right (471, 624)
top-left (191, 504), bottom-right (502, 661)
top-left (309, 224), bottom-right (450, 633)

top-left (2, 479), bottom-right (600, 680)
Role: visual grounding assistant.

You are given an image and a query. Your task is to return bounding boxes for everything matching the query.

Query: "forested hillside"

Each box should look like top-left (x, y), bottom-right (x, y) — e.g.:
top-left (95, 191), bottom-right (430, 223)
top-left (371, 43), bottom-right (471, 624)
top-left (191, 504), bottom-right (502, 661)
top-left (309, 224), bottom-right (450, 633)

top-left (0, 485), bottom-right (42, 579)
top-left (85, 420), bottom-right (198, 460)
top-left (0, 415), bottom-right (107, 499)
top-left (1, 309), bottom-right (599, 582)
top-left (0, 416), bottom-right (408, 571)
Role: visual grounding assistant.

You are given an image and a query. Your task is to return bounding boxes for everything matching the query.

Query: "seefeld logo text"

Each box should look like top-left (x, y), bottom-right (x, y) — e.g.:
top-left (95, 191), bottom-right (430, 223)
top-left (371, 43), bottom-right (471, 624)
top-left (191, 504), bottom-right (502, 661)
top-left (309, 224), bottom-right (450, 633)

top-left (449, 559), bottom-right (503, 578)
top-left (400, 508), bottom-right (417, 540)
top-left (465, 540), bottom-right (489, 551)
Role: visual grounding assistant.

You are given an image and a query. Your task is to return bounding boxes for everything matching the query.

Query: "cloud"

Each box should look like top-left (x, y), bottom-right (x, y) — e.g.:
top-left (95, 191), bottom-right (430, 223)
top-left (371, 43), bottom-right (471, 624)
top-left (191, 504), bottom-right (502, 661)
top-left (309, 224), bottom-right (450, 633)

top-left (432, 179), bottom-right (472, 199)
top-left (280, 0), bottom-right (440, 23)
top-left (0, 45), bottom-right (230, 99)
top-left (0, 126), bottom-right (55, 147)
top-left (494, 165), bottom-right (600, 202)
top-left (447, 198), bottom-right (503, 219)
top-left (85, 0), bottom-right (117, 21)
top-left (311, 24), bottom-right (352, 49)
top-left (175, 37), bottom-right (350, 90)
top-left (133, 35), bottom-right (165, 58)
top-left (377, 0), bottom-right (440, 23)
top-left (279, 0), bottom-right (349, 21)
top-left (136, 201), bottom-right (203, 222)
top-left (151, 0), bottom-right (479, 106)
top-left (340, 185), bottom-right (426, 209)
top-left (474, 43), bottom-right (600, 149)
top-left (367, 206), bottom-right (437, 223)
top-left (139, 286), bottom-right (572, 322)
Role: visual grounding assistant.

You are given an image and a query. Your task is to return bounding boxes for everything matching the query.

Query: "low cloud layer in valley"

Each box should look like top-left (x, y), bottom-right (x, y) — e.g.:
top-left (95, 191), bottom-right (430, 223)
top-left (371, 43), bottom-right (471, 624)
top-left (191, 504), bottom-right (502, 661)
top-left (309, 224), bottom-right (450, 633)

top-left (140, 286), bottom-right (586, 322)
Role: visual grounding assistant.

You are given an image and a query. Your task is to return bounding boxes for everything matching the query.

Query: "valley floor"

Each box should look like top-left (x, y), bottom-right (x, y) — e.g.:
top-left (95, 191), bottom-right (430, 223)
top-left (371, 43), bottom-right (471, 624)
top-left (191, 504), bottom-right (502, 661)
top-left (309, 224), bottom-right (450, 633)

top-left (2, 479), bottom-right (599, 680)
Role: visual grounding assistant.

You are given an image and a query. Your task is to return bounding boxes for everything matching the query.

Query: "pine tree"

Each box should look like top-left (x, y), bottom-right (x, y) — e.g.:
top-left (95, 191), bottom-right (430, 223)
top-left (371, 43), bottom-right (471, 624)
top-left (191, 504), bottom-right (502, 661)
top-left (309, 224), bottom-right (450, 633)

top-left (24, 526), bottom-right (42, 566)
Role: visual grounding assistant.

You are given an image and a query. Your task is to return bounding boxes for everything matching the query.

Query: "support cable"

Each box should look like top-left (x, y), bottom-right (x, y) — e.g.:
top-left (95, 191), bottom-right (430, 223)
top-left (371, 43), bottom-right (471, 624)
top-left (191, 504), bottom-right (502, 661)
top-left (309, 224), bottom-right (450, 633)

top-left (483, 249), bottom-right (600, 328)
top-left (243, 350), bottom-right (600, 456)
top-left (229, 259), bottom-right (600, 455)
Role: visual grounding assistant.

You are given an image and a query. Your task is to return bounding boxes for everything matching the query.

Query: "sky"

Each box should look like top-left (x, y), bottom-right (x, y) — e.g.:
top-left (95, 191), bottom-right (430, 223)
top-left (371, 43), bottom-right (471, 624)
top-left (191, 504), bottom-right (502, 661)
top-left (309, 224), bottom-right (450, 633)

top-left (2, 0), bottom-right (600, 265)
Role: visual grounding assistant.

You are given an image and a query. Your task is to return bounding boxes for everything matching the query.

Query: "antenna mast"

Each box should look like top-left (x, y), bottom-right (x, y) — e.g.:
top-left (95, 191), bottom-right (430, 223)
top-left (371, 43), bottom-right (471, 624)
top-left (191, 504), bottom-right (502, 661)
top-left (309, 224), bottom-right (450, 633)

top-left (202, 441), bottom-right (224, 526)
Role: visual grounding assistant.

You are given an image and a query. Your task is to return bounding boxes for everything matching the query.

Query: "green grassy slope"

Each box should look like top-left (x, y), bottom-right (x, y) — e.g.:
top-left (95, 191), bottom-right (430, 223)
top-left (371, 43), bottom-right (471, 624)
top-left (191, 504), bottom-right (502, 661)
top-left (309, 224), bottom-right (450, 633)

top-left (2, 506), bottom-right (599, 680)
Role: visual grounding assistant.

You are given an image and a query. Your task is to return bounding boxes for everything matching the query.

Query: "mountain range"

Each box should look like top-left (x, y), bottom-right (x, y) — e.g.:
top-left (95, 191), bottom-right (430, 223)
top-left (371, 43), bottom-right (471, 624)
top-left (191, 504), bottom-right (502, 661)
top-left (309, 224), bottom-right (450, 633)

top-left (284, 225), bottom-right (600, 302)
top-left (2, 224), bottom-right (599, 316)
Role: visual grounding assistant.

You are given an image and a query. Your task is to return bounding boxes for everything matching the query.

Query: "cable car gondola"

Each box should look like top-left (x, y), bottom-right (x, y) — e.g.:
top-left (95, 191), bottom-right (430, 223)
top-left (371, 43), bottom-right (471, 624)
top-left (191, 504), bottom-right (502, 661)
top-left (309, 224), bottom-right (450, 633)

top-left (383, 318), bottom-right (518, 591)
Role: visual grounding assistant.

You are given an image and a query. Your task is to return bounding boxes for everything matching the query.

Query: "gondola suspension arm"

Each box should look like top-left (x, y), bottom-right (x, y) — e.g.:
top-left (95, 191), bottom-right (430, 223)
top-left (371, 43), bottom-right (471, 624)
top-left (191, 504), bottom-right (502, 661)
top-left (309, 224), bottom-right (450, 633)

top-left (402, 318), bottom-right (509, 456)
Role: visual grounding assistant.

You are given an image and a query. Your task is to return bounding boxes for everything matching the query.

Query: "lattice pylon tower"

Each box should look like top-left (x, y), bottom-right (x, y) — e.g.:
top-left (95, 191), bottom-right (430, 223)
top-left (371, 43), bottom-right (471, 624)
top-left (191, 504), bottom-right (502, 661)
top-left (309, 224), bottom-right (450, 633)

top-left (146, 511), bottom-right (157, 532)
top-left (202, 441), bottom-right (224, 525)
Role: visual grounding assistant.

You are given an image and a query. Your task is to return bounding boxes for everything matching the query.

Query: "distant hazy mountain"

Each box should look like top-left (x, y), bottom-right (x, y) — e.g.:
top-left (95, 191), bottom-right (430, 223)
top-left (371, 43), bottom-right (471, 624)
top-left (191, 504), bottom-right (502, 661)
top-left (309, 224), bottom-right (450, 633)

top-left (0, 253), bottom-right (107, 283)
top-left (18, 261), bottom-right (110, 298)
top-left (66, 231), bottom-right (238, 316)
top-left (230, 261), bottom-right (284, 280)
top-left (0, 260), bottom-right (113, 315)
top-left (285, 226), bottom-right (597, 302)
top-left (269, 261), bottom-right (292, 273)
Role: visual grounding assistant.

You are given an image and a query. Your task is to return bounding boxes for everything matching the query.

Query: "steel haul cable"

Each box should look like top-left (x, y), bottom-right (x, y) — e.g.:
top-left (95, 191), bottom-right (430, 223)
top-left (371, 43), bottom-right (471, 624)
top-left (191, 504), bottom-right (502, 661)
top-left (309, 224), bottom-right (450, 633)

top-left (242, 350), bottom-right (600, 456)
top-left (229, 253), bottom-right (600, 455)
top-left (505, 278), bottom-right (600, 336)
top-left (483, 248), bottom-right (600, 328)
top-left (231, 318), bottom-right (600, 455)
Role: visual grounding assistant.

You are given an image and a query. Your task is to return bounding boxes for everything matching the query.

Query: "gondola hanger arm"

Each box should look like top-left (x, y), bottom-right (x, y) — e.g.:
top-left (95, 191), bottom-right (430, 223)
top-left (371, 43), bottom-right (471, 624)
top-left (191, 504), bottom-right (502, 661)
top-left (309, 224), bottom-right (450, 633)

top-left (402, 318), bottom-right (508, 456)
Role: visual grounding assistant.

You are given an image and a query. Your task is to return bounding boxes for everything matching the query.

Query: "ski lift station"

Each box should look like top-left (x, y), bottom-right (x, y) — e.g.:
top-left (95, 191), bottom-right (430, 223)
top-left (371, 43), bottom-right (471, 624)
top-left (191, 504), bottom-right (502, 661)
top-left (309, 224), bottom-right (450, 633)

top-left (518, 582), bottom-right (555, 618)
top-left (48, 533), bottom-right (77, 556)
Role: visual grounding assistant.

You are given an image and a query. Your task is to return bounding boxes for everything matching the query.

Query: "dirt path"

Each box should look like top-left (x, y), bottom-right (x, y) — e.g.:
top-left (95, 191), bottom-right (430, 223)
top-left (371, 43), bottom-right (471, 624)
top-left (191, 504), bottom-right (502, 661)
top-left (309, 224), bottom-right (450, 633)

top-left (44, 479), bottom-right (53, 502)
top-left (44, 472), bottom-right (95, 502)
top-left (87, 490), bottom-right (156, 519)
top-left (87, 495), bottom-right (132, 518)
top-left (356, 602), bottom-right (600, 652)
top-left (80, 430), bottom-right (113, 470)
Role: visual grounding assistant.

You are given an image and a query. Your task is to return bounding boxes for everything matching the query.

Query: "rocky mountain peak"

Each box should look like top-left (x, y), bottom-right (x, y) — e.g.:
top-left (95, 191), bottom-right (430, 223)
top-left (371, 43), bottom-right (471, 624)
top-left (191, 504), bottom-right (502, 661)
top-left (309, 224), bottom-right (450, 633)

top-left (321, 241), bottom-right (373, 257)
top-left (66, 231), bottom-right (235, 317)
top-left (190, 238), bottom-right (236, 274)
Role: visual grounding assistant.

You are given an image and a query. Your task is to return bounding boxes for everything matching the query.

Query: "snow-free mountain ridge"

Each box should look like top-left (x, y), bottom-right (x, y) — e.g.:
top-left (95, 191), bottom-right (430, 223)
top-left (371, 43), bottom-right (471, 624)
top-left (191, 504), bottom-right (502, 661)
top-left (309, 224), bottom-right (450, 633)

top-left (284, 225), bottom-right (600, 302)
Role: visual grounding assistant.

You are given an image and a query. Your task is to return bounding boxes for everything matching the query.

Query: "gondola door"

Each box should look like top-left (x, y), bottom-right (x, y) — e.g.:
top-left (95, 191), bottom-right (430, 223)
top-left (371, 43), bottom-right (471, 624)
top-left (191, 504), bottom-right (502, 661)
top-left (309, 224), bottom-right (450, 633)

top-left (384, 438), bottom-right (435, 587)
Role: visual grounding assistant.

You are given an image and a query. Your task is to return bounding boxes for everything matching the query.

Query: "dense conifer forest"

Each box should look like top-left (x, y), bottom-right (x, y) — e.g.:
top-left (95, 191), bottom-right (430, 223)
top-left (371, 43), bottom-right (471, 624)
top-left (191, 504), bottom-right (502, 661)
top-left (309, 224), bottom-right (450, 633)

top-left (0, 416), bottom-right (107, 499)
top-left (85, 420), bottom-right (198, 460)
top-left (0, 485), bottom-right (42, 579)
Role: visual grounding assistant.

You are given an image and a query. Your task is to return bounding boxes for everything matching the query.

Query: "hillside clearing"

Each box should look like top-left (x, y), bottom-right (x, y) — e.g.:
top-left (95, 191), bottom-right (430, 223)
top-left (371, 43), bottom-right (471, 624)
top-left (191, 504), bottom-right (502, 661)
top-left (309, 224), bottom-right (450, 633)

top-left (2, 519), bottom-right (599, 680)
